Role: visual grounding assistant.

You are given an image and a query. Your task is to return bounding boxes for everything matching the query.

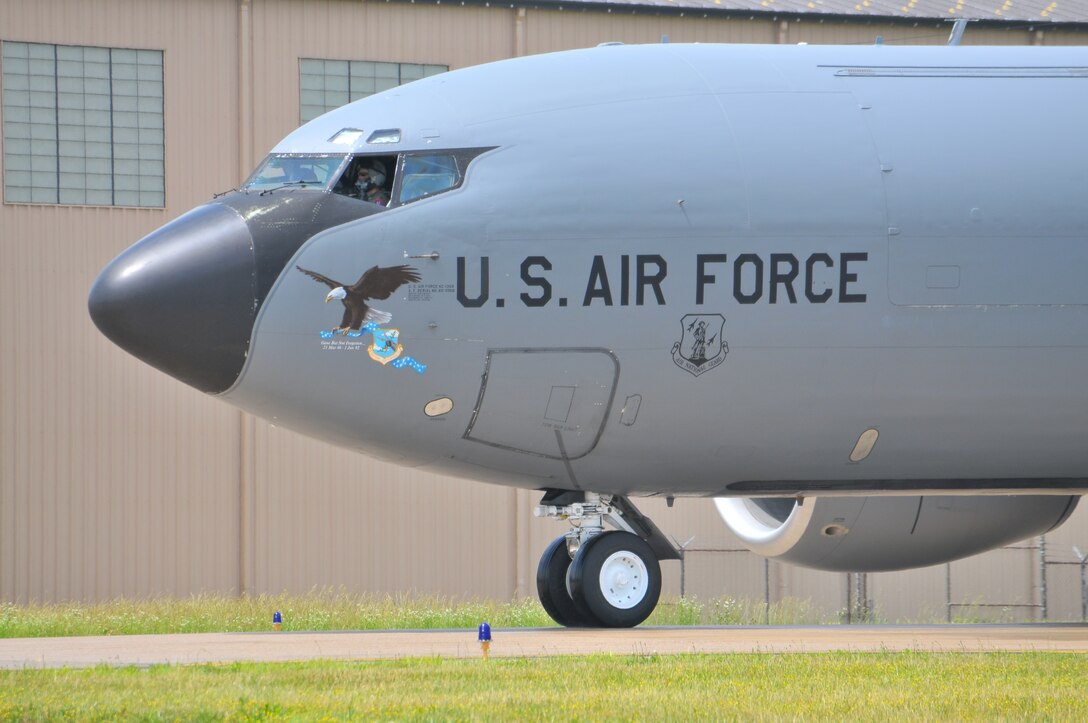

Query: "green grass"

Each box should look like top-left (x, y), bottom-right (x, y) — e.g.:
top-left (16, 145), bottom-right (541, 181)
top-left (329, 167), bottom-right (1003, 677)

top-left (1, 596), bottom-right (1079, 719)
top-left (0, 593), bottom-right (835, 638)
top-left (0, 593), bottom-right (551, 638)
top-left (1, 653), bottom-right (1085, 720)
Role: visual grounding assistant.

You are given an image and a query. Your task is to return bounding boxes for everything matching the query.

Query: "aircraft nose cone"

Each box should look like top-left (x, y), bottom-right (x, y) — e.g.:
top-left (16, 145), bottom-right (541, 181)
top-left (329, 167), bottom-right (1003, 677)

top-left (88, 203), bottom-right (257, 394)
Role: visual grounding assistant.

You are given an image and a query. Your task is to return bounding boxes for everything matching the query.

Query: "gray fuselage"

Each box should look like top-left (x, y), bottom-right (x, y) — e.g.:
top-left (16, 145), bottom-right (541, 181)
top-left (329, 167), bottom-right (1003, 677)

top-left (219, 43), bottom-right (1088, 497)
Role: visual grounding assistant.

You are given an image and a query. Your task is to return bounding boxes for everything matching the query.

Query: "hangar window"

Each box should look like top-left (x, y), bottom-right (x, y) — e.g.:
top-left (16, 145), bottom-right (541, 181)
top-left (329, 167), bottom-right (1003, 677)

top-left (299, 59), bottom-right (447, 124)
top-left (2, 41), bottom-right (164, 207)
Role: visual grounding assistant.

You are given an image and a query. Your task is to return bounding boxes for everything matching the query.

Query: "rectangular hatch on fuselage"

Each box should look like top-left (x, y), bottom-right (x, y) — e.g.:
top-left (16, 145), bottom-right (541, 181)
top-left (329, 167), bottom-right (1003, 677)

top-left (463, 348), bottom-right (619, 460)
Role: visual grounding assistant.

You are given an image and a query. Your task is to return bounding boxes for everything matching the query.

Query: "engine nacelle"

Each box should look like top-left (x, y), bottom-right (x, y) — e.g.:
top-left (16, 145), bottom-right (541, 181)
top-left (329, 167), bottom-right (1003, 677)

top-left (714, 495), bottom-right (1078, 572)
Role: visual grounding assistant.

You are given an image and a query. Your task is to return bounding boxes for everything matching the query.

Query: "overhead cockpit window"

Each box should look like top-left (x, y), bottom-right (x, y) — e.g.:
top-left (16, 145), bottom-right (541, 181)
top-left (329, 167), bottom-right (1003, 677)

top-left (329, 128), bottom-right (365, 145)
top-left (244, 154), bottom-right (347, 191)
top-left (367, 129), bottom-right (401, 145)
top-left (397, 154), bottom-right (460, 204)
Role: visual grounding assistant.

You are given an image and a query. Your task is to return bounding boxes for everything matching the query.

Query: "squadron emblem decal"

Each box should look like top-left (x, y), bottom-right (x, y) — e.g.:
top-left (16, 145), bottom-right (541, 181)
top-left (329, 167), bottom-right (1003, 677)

top-left (299, 264), bottom-right (427, 374)
top-left (671, 314), bottom-right (728, 377)
top-left (368, 327), bottom-right (403, 365)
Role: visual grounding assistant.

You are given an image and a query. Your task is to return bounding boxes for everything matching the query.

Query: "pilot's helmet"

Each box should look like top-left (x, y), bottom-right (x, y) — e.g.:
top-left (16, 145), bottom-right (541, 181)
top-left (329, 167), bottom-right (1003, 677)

top-left (367, 160), bottom-right (387, 187)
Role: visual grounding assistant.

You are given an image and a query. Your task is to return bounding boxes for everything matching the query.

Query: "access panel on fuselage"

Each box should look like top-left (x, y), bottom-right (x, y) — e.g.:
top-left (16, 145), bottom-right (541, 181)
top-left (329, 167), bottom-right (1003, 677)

top-left (463, 348), bottom-right (619, 460)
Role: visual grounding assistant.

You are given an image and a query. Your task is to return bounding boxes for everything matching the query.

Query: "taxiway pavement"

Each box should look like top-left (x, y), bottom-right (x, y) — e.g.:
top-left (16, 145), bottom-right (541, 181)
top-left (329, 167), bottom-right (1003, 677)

top-left (2, 625), bottom-right (1087, 668)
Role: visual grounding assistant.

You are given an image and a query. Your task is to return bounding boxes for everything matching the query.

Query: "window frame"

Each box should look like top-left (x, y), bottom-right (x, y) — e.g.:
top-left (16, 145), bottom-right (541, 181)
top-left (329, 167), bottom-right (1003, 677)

top-left (389, 147), bottom-right (493, 208)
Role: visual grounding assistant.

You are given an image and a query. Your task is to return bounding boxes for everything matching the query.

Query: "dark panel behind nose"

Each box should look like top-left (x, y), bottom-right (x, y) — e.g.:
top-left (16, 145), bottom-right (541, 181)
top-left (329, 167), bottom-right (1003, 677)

top-left (88, 203), bottom-right (257, 394)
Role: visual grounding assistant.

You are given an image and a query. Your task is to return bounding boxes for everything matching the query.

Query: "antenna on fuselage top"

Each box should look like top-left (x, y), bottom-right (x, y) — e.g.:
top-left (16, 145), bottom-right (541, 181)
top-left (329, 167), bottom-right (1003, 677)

top-left (947, 18), bottom-right (970, 46)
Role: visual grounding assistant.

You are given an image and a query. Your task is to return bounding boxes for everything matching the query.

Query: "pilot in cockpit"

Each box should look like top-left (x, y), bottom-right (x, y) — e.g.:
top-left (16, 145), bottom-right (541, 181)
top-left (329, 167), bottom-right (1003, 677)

top-left (352, 160), bottom-right (389, 205)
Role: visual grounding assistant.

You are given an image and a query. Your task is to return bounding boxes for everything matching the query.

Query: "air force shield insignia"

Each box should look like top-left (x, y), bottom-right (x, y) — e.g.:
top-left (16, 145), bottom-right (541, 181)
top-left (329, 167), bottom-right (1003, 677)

top-left (671, 314), bottom-right (728, 377)
top-left (368, 327), bottom-right (404, 365)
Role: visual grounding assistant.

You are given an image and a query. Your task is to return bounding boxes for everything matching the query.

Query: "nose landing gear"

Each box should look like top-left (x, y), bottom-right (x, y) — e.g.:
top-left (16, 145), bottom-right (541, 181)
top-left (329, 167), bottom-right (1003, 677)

top-left (534, 491), bottom-right (678, 628)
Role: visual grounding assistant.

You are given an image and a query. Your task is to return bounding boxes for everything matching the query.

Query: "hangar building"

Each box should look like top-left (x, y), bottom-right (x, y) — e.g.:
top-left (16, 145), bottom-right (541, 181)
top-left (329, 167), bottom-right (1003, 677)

top-left (3, 0), bottom-right (1088, 621)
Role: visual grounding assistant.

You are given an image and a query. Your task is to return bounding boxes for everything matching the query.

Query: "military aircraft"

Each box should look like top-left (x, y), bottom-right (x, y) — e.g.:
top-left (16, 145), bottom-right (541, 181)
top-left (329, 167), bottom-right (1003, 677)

top-left (89, 43), bottom-right (1088, 627)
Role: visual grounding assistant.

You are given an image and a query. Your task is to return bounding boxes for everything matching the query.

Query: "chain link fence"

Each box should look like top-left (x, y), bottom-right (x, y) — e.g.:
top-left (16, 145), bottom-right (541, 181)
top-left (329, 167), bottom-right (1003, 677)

top-left (672, 535), bottom-right (1088, 624)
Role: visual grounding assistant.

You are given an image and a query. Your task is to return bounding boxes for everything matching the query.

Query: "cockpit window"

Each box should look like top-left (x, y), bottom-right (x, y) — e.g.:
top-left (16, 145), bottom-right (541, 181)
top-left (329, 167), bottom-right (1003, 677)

top-left (243, 154), bottom-right (347, 191)
top-left (329, 128), bottom-right (365, 145)
top-left (367, 129), bottom-right (401, 145)
top-left (332, 155), bottom-right (396, 206)
top-left (241, 149), bottom-right (482, 203)
top-left (397, 154), bottom-right (460, 204)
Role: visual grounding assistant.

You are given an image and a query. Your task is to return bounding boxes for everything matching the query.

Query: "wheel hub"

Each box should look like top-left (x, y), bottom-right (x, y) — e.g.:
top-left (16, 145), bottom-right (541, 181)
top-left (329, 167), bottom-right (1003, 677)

top-left (598, 550), bottom-right (648, 609)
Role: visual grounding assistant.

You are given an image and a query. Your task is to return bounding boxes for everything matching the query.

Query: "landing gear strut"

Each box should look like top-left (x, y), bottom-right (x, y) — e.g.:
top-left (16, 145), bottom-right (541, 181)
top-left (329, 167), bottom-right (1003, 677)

top-left (534, 491), bottom-right (678, 627)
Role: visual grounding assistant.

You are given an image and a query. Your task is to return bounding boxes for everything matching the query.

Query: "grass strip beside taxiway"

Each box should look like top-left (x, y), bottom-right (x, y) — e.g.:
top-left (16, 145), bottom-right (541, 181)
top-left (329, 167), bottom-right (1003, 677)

top-left (0, 593), bottom-right (830, 638)
top-left (1, 652), bottom-right (1086, 720)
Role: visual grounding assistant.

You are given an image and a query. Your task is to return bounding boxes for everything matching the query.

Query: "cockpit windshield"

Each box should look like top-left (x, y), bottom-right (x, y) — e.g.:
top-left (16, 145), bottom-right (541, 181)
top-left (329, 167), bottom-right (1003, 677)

top-left (243, 154), bottom-right (347, 191)
top-left (243, 147), bottom-right (491, 205)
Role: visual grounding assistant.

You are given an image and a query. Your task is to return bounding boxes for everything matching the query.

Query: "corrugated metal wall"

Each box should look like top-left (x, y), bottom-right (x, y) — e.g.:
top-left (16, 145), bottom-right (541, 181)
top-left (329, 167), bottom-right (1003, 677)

top-left (2, 0), bottom-right (1088, 621)
top-left (1, 0), bottom-right (245, 604)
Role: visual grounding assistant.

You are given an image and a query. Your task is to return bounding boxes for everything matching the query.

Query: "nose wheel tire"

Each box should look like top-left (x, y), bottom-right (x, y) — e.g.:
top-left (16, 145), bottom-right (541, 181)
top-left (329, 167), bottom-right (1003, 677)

top-left (570, 531), bottom-right (662, 628)
top-left (536, 535), bottom-right (598, 627)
